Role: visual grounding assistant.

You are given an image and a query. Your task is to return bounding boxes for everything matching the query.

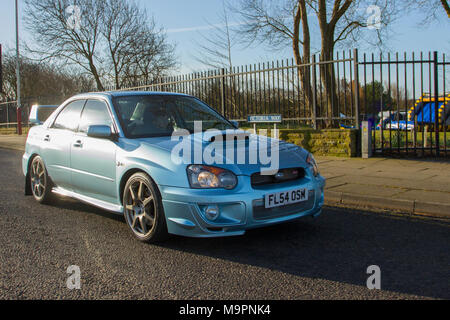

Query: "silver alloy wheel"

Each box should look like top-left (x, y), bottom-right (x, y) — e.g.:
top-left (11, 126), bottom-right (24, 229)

top-left (124, 179), bottom-right (156, 237)
top-left (31, 157), bottom-right (46, 199)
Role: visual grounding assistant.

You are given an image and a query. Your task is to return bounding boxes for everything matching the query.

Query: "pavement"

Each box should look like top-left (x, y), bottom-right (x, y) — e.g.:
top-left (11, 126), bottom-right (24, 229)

top-left (317, 156), bottom-right (450, 219)
top-left (0, 148), bottom-right (449, 299)
top-left (1, 134), bottom-right (449, 219)
top-left (0, 135), bottom-right (26, 151)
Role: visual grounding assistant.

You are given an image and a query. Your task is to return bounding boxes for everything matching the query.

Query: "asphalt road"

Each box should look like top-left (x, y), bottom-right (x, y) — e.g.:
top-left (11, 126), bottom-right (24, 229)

top-left (0, 148), bottom-right (449, 300)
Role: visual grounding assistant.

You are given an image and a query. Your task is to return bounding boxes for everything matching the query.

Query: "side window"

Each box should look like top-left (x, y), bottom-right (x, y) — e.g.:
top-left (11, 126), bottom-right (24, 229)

top-left (78, 99), bottom-right (113, 133)
top-left (52, 100), bottom-right (85, 131)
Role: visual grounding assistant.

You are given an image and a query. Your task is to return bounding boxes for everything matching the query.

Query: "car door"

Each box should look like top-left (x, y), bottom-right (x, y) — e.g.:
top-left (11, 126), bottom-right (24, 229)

top-left (40, 100), bottom-right (86, 190)
top-left (70, 99), bottom-right (118, 204)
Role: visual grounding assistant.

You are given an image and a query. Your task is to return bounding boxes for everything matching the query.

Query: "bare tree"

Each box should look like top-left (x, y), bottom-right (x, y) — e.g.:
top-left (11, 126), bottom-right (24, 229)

top-left (101, 0), bottom-right (176, 89)
top-left (312, 0), bottom-right (396, 124)
top-left (193, 2), bottom-right (236, 71)
top-left (25, 0), bottom-right (105, 90)
top-left (192, 2), bottom-right (246, 117)
top-left (409, 0), bottom-right (450, 19)
top-left (1, 49), bottom-right (94, 104)
top-left (119, 20), bottom-right (176, 88)
top-left (232, 0), bottom-right (313, 110)
top-left (231, 0), bottom-right (398, 126)
top-left (24, 0), bottom-right (176, 91)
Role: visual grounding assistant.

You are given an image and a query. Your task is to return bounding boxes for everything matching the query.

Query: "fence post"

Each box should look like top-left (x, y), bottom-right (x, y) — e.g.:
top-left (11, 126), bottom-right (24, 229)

top-left (433, 51), bottom-right (440, 156)
top-left (220, 68), bottom-right (226, 116)
top-left (353, 49), bottom-right (360, 129)
top-left (311, 55), bottom-right (317, 130)
top-left (362, 121), bottom-right (372, 158)
top-left (3, 98), bottom-right (9, 128)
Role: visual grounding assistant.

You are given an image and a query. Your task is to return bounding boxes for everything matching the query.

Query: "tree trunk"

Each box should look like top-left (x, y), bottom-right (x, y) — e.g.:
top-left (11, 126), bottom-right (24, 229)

top-left (319, 34), bottom-right (339, 128)
top-left (293, 1), bottom-right (313, 119)
top-left (441, 0), bottom-right (450, 17)
top-left (88, 58), bottom-right (104, 91)
top-left (114, 62), bottom-right (120, 90)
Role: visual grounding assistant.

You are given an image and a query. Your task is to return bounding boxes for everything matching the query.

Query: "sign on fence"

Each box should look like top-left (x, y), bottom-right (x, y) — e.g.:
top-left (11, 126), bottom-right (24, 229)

top-left (247, 115), bottom-right (282, 123)
top-left (247, 114), bottom-right (282, 138)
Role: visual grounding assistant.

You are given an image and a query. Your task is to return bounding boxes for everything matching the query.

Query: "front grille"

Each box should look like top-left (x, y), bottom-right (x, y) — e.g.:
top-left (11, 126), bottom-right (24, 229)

top-left (253, 190), bottom-right (315, 220)
top-left (251, 167), bottom-right (305, 187)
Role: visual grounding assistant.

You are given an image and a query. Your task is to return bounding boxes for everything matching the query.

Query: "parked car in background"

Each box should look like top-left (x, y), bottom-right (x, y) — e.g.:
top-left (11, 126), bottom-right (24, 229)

top-left (23, 92), bottom-right (325, 242)
top-left (376, 111), bottom-right (414, 130)
top-left (385, 120), bottom-right (415, 131)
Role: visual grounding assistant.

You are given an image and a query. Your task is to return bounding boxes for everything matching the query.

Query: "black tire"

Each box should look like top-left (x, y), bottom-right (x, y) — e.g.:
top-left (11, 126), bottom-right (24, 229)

top-left (30, 156), bottom-right (53, 204)
top-left (122, 172), bottom-right (168, 243)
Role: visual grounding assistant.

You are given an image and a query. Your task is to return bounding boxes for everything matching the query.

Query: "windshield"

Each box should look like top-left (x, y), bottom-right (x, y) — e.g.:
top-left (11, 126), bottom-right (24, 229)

top-left (112, 95), bottom-right (235, 138)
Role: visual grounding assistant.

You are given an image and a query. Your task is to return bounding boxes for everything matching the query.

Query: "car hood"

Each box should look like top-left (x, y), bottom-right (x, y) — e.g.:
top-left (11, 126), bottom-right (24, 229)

top-left (134, 130), bottom-right (309, 176)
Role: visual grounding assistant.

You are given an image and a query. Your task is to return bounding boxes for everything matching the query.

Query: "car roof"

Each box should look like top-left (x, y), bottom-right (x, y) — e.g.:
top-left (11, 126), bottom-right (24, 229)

top-left (31, 104), bottom-right (58, 108)
top-left (72, 91), bottom-right (192, 99)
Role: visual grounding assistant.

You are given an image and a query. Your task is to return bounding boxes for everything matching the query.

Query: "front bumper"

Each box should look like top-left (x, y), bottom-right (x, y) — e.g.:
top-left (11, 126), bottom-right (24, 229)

top-left (159, 173), bottom-right (325, 238)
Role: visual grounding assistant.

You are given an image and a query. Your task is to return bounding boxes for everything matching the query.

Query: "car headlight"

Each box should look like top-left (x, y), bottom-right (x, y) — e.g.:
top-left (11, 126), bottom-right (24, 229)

top-left (306, 153), bottom-right (319, 177)
top-left (187, 165), bottom-right (237, 189)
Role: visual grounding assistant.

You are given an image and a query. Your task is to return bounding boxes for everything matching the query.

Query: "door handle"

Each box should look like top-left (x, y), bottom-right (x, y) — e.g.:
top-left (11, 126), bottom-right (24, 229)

top-left (73, 140), bottom-right (83, 148)
top-left (44, 135), bottom-right (50, 142)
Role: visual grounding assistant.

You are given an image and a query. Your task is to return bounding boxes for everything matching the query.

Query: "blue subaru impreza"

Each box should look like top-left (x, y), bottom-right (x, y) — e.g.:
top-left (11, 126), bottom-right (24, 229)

top-left (23, 92), bottom-right (325, 242)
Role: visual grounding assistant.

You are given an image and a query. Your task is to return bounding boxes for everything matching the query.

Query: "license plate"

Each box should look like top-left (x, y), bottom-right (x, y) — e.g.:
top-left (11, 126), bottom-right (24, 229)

top-left (265, 188), bottom-right (308, 209)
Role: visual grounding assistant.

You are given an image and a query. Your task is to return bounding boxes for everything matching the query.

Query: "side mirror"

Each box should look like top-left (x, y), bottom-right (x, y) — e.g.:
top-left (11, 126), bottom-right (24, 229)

top-left (87, 125), bottom-right (114, 139)
top-left (231, 120), bottom-right (239, 128)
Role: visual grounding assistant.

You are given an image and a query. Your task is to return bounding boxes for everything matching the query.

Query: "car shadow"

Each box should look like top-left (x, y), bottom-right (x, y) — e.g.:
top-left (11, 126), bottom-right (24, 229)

top-left (157, 207), bottom-right (450, 299)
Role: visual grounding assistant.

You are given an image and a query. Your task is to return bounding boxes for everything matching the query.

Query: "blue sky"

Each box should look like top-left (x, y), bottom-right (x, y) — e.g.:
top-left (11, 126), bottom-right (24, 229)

top-left (0, 0), bottom-right (449, 74)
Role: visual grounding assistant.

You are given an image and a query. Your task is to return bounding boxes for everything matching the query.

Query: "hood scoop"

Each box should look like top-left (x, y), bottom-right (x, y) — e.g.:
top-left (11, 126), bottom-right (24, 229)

top-left (208, 132), bottom-right (251, 143)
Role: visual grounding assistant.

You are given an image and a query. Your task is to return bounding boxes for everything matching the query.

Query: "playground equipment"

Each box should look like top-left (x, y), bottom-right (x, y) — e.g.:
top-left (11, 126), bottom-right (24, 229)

top-left (408, 93), bottom-right (450, 128)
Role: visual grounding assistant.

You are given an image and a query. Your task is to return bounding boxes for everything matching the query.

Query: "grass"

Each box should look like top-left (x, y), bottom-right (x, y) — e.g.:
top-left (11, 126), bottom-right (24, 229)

top-left (0, 127), bottom-right (30, 135)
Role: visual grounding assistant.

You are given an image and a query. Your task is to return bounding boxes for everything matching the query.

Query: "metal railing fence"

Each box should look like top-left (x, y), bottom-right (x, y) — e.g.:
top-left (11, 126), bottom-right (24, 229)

top-left (1, 49), bottom-right (449, 157)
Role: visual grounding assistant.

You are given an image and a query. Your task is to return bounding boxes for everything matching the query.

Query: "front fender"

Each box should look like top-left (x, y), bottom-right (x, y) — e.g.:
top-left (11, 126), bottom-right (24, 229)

top-left (115, 141), bottom-right (191, 203)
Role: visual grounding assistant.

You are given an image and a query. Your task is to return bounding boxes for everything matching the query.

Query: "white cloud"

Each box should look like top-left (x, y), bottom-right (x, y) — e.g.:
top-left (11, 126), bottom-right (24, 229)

top-left (167, 21), bottom-right (247, 34)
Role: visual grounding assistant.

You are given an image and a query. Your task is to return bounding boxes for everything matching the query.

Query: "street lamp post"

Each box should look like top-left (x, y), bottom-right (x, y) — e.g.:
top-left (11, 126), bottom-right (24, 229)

top-left (15, 0), bottom-right (22, 135)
